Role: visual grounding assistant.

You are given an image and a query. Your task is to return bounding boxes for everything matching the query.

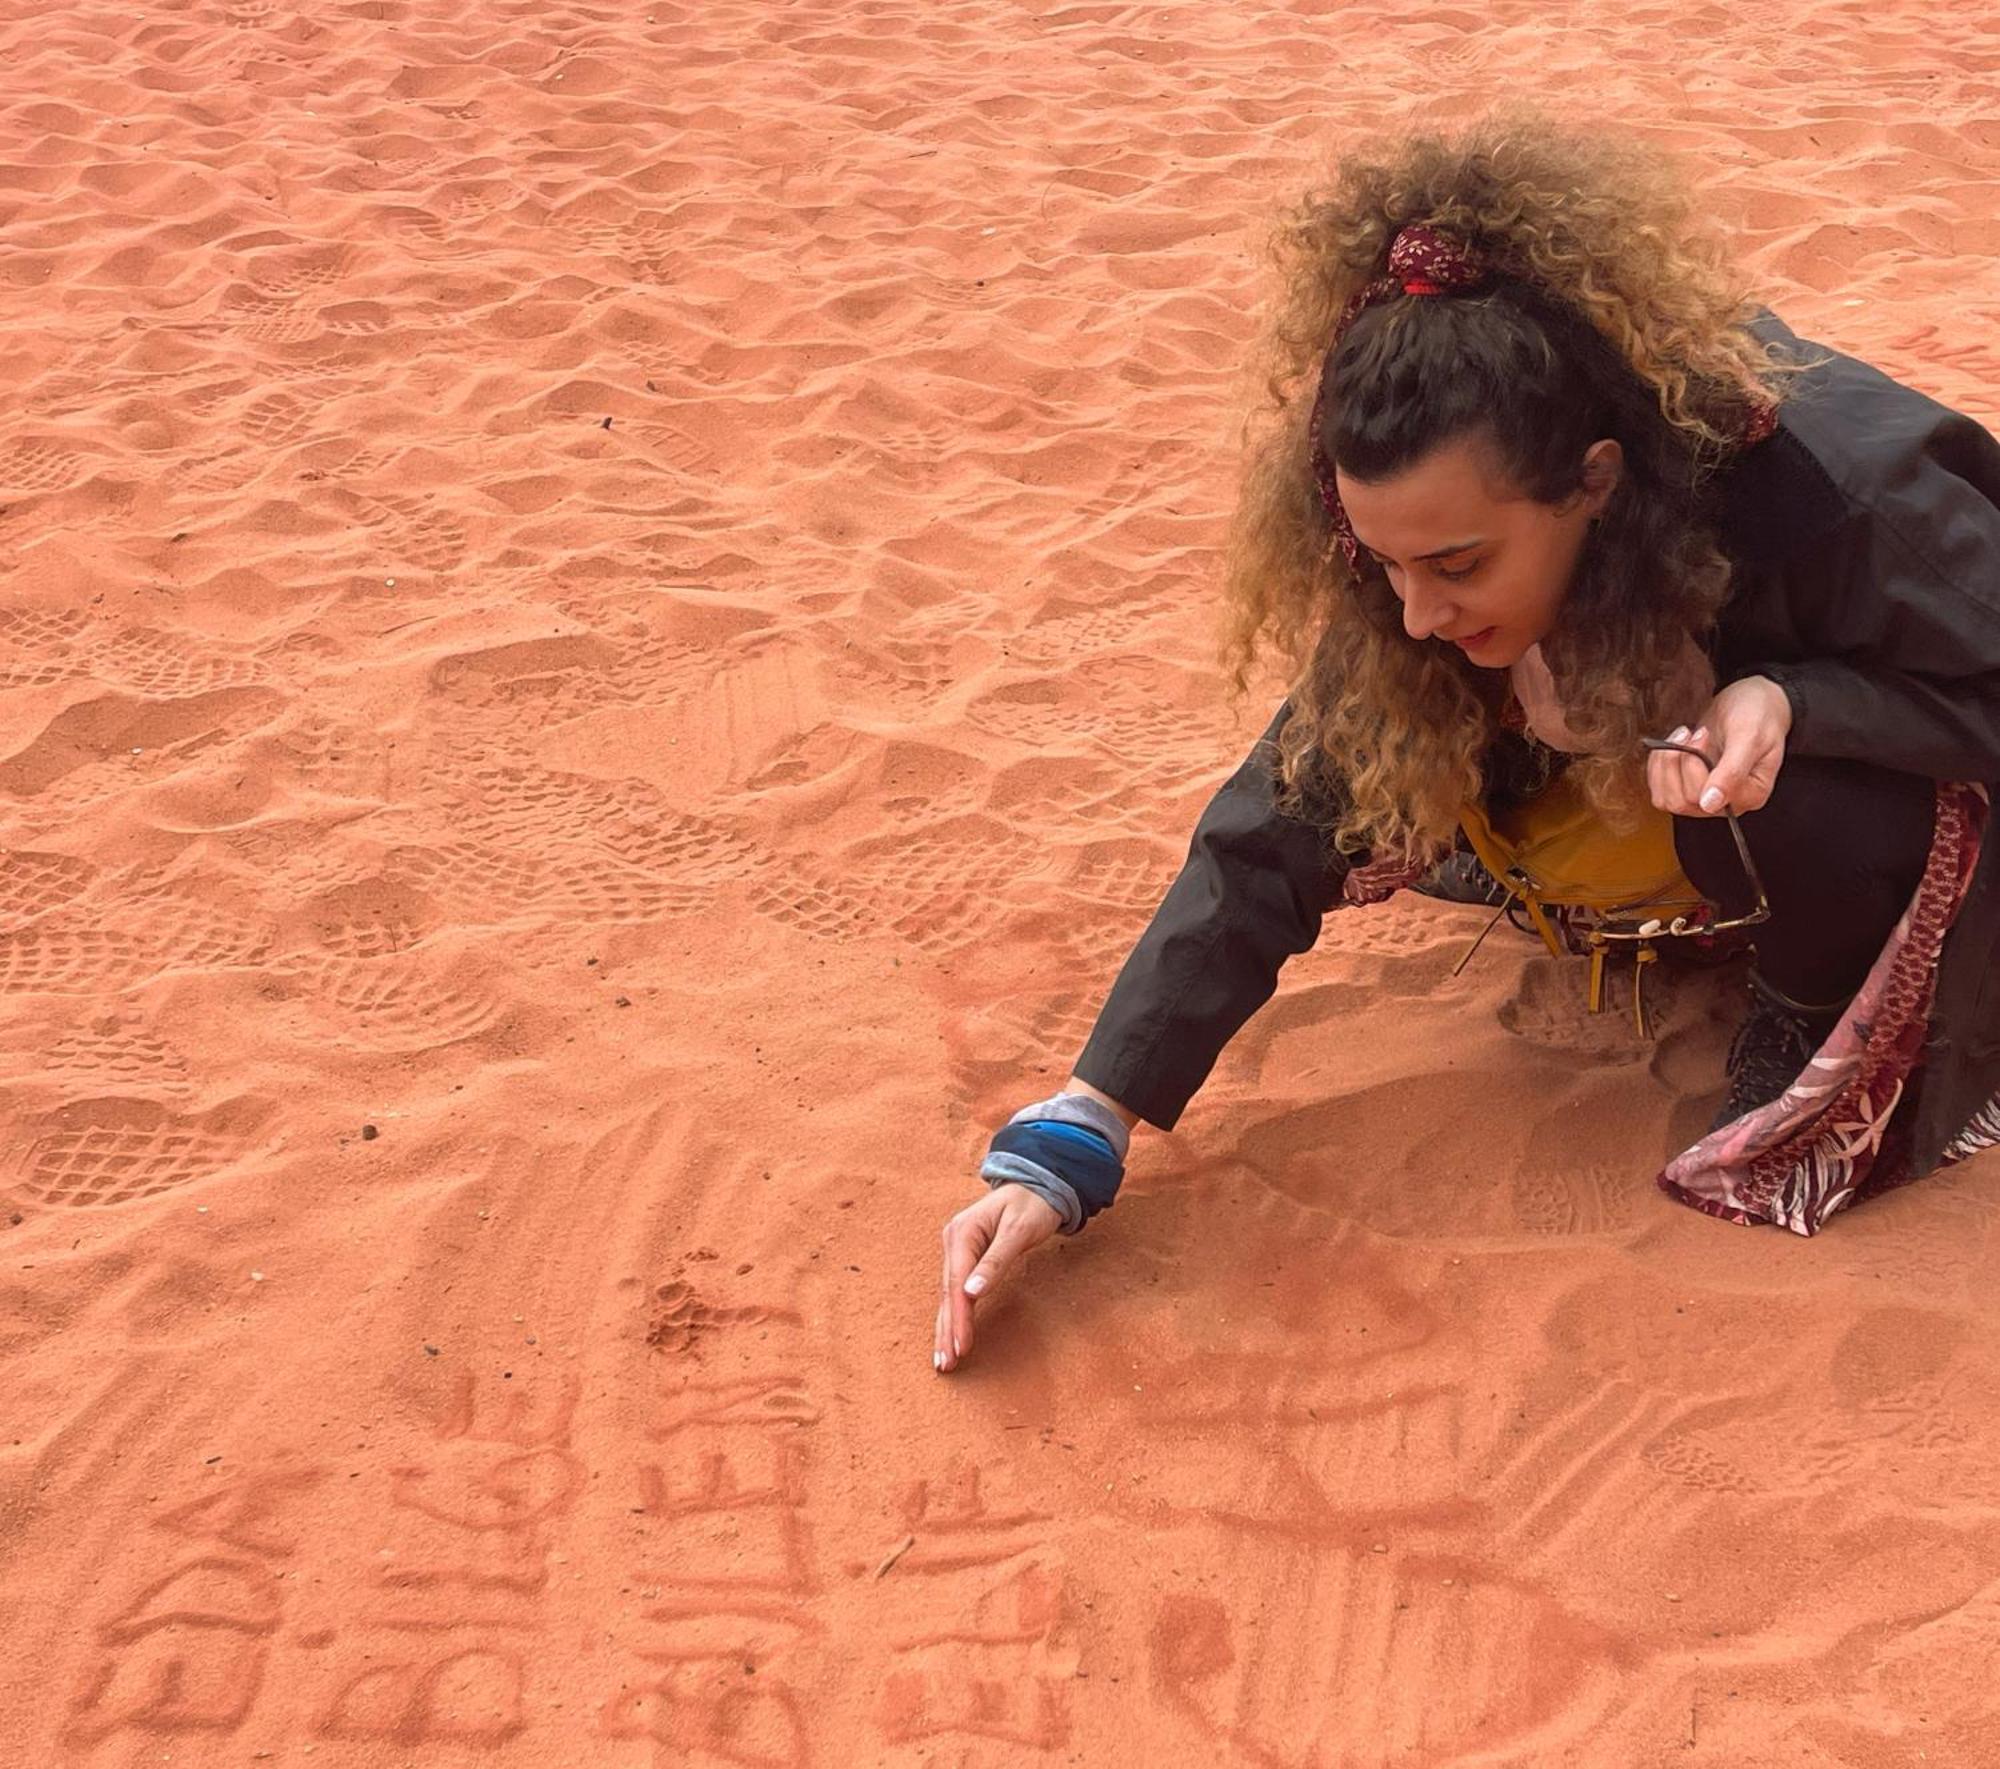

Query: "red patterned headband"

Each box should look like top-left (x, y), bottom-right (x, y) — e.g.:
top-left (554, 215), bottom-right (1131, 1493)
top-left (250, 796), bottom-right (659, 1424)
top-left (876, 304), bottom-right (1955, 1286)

top-left (1307, 223), bottom-right (1777, 571)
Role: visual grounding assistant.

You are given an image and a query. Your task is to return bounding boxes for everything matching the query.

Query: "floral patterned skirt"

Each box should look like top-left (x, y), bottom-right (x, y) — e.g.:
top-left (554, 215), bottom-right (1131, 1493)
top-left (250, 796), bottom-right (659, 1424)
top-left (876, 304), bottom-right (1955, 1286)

top-left (1658, 781), bottom-right (1997, 1235)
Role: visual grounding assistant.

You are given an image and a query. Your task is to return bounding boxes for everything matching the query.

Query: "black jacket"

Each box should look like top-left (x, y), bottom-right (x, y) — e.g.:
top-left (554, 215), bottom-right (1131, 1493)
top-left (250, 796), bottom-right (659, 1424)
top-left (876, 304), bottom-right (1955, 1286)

top-left (1073, 308), bottom-right (2000, 1176)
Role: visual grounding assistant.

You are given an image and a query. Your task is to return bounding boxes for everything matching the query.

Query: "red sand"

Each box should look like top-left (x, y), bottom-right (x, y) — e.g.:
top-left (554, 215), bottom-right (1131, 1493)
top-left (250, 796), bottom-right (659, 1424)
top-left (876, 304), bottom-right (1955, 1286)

top-left (5, 1), bottom-right (2000, 1764)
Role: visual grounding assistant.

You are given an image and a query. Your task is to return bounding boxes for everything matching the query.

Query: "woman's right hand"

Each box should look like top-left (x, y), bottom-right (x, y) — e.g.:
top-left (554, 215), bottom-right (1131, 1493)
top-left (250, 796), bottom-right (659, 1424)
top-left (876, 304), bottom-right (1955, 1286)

top-left (934, 1183), bottom-right (1062, 1374)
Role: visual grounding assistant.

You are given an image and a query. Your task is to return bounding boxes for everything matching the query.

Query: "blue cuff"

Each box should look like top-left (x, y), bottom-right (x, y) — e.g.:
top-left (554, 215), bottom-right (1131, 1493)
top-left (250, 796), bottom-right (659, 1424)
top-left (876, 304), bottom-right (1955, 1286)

top-left (987, 1121), bottom-right (1122, 1223)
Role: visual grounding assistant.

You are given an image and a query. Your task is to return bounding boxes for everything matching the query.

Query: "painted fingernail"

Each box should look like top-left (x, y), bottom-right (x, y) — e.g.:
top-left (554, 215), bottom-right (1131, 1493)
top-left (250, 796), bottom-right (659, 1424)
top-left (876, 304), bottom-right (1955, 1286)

top-left (934, 1351), bottom-right (943, 1370)
top-left (1699, 786), bottom-right (1723, 812)
top-left (964, 1273), bottom-right (986, 1295)
top-left (1669, 725), bottom-right (1689, 742)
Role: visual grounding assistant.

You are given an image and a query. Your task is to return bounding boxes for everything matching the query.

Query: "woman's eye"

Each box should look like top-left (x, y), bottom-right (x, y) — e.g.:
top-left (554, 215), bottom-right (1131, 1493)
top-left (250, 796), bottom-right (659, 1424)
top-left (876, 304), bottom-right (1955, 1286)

top-left (1369, 554), bottom-right (1480, 584)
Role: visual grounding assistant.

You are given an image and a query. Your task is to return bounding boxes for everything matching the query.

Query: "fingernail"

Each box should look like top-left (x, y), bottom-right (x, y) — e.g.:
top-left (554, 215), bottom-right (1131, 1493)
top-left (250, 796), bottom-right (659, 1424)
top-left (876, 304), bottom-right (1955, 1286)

top-left (1669, 725), bottom-right (1689, 742)
top-left (1699, 786), bottom-right (1723, 812)
top-left (964, 1273), bottom-right (986, 1296)
top-left (933, 1351), bottom-right (943, 1370)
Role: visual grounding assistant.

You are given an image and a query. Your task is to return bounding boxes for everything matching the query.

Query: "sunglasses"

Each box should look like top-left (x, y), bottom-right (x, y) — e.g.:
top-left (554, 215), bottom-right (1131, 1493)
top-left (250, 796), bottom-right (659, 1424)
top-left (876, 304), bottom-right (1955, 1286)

top-left (1627, 735), bottom-right (1773, 938)
top-left (1586, 736), bottom-right (1772, 1035)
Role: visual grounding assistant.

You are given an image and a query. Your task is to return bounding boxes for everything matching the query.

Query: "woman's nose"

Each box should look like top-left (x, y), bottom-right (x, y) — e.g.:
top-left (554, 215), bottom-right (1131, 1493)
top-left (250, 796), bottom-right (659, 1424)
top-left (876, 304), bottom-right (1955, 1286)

top-left (1400, 578), bottom-right (1455, 641)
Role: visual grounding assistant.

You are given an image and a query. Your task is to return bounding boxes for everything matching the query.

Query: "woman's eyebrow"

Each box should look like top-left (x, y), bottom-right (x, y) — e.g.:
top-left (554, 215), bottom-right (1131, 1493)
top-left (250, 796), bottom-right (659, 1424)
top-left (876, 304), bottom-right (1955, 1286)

top-left (1364, 537), bottom-right (1488, 562)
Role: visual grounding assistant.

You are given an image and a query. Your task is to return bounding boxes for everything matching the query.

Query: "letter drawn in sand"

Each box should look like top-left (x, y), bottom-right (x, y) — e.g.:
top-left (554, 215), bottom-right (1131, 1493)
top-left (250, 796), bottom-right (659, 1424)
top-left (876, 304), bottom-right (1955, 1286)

top-left (314, 1373), bottom-right (581, 1743)
top-left (63, 1557), bottom-right (282, 1744)
top-left (62, 1464), bottom-right (324, 1746)
top-left (601, 1277), bottom-right (828, 1763)
top-left (870, 1456), bottom-right (1073, 1751)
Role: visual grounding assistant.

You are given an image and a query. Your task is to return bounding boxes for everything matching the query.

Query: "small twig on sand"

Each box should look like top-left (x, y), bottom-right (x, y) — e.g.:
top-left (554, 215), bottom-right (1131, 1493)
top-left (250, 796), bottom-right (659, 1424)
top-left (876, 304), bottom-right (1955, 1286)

top-left (874, 1534), bottom-right (916, 1579)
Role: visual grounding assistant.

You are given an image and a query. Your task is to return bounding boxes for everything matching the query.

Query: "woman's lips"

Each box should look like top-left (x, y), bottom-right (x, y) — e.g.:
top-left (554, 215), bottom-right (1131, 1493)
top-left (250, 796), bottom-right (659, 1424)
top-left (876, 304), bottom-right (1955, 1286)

top-left (1454, 626), bottom-right (1498, 651)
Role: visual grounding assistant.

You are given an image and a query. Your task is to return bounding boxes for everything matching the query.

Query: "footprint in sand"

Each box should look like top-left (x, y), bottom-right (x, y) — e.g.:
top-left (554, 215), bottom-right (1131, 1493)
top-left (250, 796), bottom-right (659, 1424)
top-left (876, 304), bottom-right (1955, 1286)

top-left (1508, 1075), bottom-right (1657, 1234)
top-left (1004, 590), bottom-right (1181, 669)
top-left (1317, 893), bottom-right (1471, 964)
top-left (284, 949), bottom-right (510, 1055)
top-left (1148, 1554), bottom-right (1616, 1765)
top-left (382, 840), bottom-right (705, 928)
top-left (1061, 836), bottom-right (1182, 915)
top-left (10, 1097), bottom-right (267, 1209)
top-left (0, 922), bottom-right (160, 996)
top-left (297, 876), bottom-right (442, 960)
top-left (237, 392), bottom-right (313, 447)
top-left (0, 849), bottom-right (97, 928)
top-left (34, 1016), bottom-right (193, 1099)
top-left (0, 437), bottom-right (87, 493)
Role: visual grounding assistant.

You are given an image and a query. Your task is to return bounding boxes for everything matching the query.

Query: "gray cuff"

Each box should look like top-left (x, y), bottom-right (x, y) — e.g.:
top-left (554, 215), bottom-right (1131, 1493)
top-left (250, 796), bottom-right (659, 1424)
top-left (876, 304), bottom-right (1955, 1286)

top-left (979, 1153), bottom-right (1086, 1235)
top-left (1005, 1091), bottom-right (1132, 1163)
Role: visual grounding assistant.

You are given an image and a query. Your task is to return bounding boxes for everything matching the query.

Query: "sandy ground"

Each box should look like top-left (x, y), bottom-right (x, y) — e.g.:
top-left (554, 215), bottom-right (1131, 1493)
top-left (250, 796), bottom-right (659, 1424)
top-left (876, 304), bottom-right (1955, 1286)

top-left (4, 0), bottom-right (2000, 1763)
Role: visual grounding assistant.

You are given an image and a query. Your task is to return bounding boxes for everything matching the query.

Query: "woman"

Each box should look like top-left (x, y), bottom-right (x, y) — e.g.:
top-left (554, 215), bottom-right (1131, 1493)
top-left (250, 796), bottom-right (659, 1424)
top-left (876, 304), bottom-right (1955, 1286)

top-left (933, 108), bottom-right (2000, 1374)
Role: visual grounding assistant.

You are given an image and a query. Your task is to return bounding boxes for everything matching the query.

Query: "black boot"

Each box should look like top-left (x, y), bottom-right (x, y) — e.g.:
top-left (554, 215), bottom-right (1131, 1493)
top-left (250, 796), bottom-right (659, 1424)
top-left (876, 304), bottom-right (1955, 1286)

top-left (1709, 970), bottom-right (1851, 1132)
top-left (1413, 848), bottom-right (1512, 909)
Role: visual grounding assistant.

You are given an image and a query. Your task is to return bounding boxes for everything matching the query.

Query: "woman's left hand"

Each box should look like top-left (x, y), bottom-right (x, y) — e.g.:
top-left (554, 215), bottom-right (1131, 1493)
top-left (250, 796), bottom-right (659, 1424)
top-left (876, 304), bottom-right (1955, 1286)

top-left (1648, 675), bottom-right (1793, 817)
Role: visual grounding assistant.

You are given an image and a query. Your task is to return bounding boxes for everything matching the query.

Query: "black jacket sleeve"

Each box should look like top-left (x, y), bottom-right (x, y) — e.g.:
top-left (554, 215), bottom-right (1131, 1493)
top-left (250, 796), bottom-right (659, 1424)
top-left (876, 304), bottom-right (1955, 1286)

top-left (1069, 698), bottom-right (1355, 1131)
top-left (1736, 380), bottom-right (2000, 782)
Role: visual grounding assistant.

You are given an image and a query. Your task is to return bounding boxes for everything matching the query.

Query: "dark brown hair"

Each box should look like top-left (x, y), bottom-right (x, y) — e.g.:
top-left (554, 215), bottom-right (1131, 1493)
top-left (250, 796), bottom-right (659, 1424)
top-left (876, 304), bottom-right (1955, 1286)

top-left (1218, 103), bottom-right (1823, 861)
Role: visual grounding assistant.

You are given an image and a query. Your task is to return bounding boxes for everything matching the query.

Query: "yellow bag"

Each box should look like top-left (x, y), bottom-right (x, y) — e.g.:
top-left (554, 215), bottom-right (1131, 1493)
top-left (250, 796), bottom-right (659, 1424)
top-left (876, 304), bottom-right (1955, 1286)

top-left (1454, 771), bottom-right (1705, 1036)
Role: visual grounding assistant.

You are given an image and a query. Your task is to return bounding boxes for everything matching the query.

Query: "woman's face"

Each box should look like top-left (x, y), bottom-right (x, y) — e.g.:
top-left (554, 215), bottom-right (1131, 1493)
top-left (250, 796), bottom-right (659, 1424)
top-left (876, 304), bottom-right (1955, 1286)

top-left (1334, 432), bottom-right (1622, 670)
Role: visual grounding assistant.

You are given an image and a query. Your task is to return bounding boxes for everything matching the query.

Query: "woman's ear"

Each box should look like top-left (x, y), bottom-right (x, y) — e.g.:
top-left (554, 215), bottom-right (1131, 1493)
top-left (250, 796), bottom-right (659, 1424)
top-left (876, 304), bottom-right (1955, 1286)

top-left (1579, 437), bottom-right (1624, 516)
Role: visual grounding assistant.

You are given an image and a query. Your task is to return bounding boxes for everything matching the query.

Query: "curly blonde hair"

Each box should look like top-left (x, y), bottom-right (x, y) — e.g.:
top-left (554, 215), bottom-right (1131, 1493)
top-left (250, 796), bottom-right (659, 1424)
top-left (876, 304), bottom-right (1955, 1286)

top-left (1218, 102), bottom-right (1824, 863)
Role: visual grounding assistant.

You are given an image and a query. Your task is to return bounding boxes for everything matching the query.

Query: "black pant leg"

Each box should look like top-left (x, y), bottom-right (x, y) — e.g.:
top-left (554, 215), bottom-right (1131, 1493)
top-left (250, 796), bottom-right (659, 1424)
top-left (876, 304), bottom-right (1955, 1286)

top-left (1672, 756), bottom-right (1936, 1006)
